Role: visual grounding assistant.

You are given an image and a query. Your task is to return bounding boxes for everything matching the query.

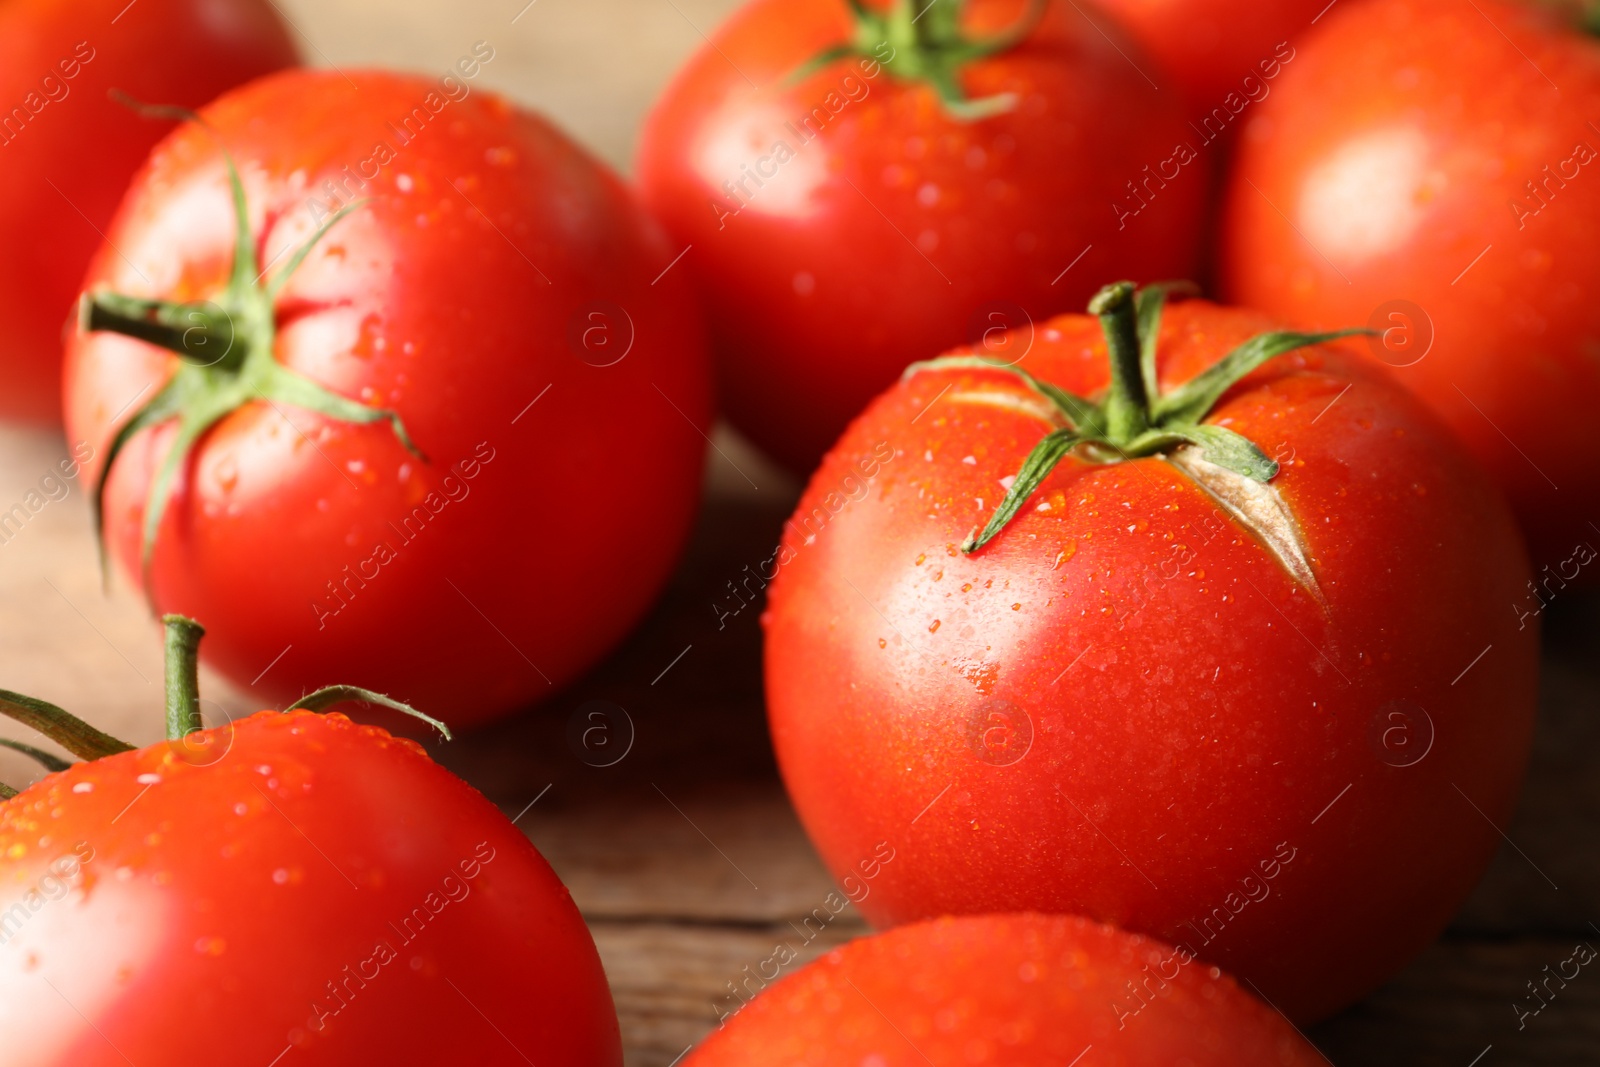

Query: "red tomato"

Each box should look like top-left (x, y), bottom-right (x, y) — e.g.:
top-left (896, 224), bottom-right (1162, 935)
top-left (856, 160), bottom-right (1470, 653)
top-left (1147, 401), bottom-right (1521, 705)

top-left (63, 69), bottom-right (712, 728)
top-left (0, 0), bottom-right (297, 424)
top-left (1090, 0), bottom-right (1324, 108)
top-left (1219, 0), bottom-right (1600, 573)
top-left (688, 913), bottom-right (1323, 1065)
top-left (762, 286), bottom-right (1537, 1022)
top-left (0, 621), bottom-right (621, 1066)
top-left (637, 0), bottom-right (1208, 472)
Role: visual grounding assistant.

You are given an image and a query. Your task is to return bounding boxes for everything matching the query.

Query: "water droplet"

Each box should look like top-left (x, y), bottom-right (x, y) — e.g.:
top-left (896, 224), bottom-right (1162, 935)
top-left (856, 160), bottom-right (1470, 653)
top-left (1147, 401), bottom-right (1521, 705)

top-left (928, 620), bottom-right (942, 633)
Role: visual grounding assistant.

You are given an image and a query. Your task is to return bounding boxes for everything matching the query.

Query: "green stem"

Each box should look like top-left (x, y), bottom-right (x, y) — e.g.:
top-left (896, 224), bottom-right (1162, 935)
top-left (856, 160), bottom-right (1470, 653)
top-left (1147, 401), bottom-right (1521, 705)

top-left (804, 0), bottom-right (1039, 117)
top-left (82, 126), bottom-right (424, 591)
top-left (1089, 281), bottom-right (1150, 440)
top-left (163, 615), bottom-right (206, 742)
top-left (0, 614), bottom-right (451, 799)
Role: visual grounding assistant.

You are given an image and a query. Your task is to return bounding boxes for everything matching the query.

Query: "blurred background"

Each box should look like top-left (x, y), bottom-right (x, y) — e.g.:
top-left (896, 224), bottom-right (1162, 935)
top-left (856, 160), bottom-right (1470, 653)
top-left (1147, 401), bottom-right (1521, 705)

top-left (1, 1), bottom-right (1596, 1063)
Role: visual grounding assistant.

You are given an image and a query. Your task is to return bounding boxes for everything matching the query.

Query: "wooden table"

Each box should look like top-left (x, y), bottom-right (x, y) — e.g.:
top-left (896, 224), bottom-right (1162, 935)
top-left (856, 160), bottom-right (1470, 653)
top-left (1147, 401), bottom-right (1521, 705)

top-left (2, 1), bottom-right (1597, 1062)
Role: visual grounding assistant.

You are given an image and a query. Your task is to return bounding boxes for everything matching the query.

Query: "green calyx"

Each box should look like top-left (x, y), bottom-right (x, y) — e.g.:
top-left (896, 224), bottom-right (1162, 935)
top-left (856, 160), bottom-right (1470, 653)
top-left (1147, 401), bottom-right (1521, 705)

top-left (81, 105), bottom-right (424, 593)
top-left (904, 280), bottom-right (1366, 554)
top-left (798, 0), bottom-right (1047, 119)
top-left (0, 615), bottom-right (449, 799)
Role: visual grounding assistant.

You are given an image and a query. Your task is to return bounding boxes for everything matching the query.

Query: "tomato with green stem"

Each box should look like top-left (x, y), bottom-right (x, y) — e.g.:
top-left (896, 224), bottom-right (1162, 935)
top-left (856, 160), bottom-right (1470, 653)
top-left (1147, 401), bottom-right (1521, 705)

top-left (64, 70), bottom-right (712, 727)
top-left (1219, 0), bottom-right (1600, 572)
top-left (637, 0), bottom-right (1208, 472)
top-left (688, 913), bottom-right (1324, 1065)
top-left (0, 0), bottom-right (298, 424)
top-left (0, 615), bottom-right (621, 1066)
top-left (763, 281), bottom-right (1538, 1022)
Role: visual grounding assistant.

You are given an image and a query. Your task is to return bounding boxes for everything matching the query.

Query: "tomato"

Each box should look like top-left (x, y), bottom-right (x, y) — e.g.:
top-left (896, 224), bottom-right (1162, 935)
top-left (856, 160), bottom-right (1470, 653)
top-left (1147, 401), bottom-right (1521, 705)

top-left (637, 0), bottom-right (1207, 472)
top-left (63, 69), bottom-right (712, 729)
top-left (1219, 0), bottom-right (1600, 574)
top-left (0, 0), bottom-right (297, 424)
top-left (688, 913), bottom-right (1323, 1065)
top-left (762, 283), bottom-right (1538, 1022)
top-left (0, 616), bottom-right (621, 1066)
top-left (1090, 0), bottom-right (1324, 109)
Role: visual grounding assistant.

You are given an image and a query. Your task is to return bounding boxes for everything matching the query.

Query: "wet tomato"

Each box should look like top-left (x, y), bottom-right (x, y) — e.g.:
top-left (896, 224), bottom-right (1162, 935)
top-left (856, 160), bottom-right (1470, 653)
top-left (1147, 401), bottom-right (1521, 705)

top-left (762, 283), bottom-right (1538, 1022)
top-left (638, 0), bottom-right (1207, 471)
top-left (64, 69), bottom-right (712, 728)
top-left (0, 617), bottom-right (621, 1066)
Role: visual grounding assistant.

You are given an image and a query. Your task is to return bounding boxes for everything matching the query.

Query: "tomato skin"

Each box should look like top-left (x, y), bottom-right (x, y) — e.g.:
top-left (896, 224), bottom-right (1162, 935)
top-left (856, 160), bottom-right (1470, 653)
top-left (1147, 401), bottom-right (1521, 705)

top-left (637, 0), bottom-right (1208, 472)
top-left (1219, 0), bottom-right (1600, 570)
top-left (0, 709), bottom-right (620, 1066)
top-left (687, 913), bottom-right (1323, 1065)
top-left (763, 299), bottom-right (1537, 1023)
top-left (1090, 0), bottom-right (1324, 108)
top-left (63, 70), bottom-right (712, 728)
top-left (0, 0), bottom-right (297, 424)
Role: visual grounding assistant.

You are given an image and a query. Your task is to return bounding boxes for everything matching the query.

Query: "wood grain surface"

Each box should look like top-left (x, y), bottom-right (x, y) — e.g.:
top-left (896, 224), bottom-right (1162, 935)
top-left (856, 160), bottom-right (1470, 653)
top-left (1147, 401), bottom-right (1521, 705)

top-left (1, 1), bottom-right (1596, 1064)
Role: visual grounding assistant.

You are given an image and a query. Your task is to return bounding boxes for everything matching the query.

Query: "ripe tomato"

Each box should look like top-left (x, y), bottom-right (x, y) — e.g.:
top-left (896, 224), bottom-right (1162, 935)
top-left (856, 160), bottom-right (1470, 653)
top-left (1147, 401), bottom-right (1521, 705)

top-left (688, 913), bottom-right (1323, 1065)
top-left (762, 284), bottom-right (1537, 1022)
top-left (0, 0), bottom-right (297, 424)
top-left (1090, 0), bottom-right (1323, 108)
top-left (0, 617), bottom-right (621, 1066)
top-left (637, 0), bottom-right (1207, 472)
top-left (1219, 0), bottom-right (1600, 572)
top-left (64, 69), bottom-right (712, 728)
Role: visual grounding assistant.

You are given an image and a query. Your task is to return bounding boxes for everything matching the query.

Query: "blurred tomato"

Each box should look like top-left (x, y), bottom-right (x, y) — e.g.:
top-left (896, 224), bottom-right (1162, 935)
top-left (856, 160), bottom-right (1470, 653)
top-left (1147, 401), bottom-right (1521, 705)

top-left (1092, 0), bottom-right (1325, 108)
top-left (689, 914), bottom-right (1324, 1065)
top-left (1221, 0), bottom-right (1600, 572)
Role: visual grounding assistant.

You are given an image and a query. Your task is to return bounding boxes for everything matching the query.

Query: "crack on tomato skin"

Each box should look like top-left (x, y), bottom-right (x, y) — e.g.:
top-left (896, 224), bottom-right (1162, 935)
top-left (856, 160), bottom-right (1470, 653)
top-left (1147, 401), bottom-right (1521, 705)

top-left (1166, 449), bottom-right (1326, 608)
